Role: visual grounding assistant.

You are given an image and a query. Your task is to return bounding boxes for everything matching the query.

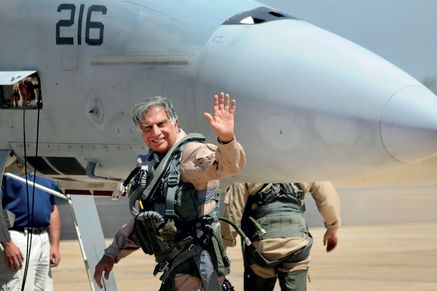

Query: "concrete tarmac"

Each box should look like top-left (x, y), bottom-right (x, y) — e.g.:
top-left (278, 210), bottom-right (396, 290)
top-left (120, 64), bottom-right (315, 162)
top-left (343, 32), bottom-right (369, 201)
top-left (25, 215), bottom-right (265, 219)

top-left (52, 185), bottom-right (437, 290)
top-left (52, 222), bottom-right (437, 291)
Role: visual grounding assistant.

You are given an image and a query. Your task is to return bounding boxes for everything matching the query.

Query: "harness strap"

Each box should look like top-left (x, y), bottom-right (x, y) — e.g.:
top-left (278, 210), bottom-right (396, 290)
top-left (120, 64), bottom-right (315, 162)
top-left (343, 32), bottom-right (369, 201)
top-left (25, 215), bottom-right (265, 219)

top-left (247, 232), bottom-right (313, 268)
top-left (156, 237), bottom-right (196, 280)
top-left (157, 243), bottom-right (222, 291)
top-left (195, 247), bottom-right (222, 291)
top-left (129, 133), bottom-right (205, 216)
top-left (130, 133), bottom-right (223, 290)
top-left (164, 185), bottom-right (178, 217)
top-left (209, 221), bottom-right (231, 269)
top-left (155, 217), bottom-right (225, 290)
top-left (256, 183), bottom-right (305, 207)
top-left (159, 245), bottom-right (197, 282)
top-left (165, 150), bottom-right (183, 217)
top-left (146, 133), bottom-right (204, 197)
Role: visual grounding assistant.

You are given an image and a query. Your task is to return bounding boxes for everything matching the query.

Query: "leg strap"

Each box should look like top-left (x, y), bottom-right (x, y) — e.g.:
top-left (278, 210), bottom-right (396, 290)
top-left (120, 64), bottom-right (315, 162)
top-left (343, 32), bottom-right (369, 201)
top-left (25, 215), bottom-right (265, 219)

top-left (194, 246), bottom-right (222, 291)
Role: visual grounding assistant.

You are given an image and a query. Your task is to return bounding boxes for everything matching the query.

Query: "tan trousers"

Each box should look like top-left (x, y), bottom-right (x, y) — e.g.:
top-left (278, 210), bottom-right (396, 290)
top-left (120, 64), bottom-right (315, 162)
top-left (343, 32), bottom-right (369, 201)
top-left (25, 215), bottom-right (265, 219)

top-left (0, 230), bottom-right (52, 291)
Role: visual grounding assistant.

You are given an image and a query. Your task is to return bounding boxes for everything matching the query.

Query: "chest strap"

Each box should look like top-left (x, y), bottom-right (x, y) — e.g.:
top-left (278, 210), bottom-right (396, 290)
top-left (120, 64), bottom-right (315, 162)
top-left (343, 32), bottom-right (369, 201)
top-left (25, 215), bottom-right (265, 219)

top-left (165, 148), bottom-right (183, 217)
top-left (129, 133), bottom-right (205, 217)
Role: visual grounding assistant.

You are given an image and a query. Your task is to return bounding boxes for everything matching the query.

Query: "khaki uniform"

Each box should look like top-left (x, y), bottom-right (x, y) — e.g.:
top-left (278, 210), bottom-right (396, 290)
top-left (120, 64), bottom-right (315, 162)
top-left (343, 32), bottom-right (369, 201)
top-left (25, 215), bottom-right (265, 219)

top-left (104, 130), bottom-right (245, 290)
top-left (222, 182), bottom-right (341, 279)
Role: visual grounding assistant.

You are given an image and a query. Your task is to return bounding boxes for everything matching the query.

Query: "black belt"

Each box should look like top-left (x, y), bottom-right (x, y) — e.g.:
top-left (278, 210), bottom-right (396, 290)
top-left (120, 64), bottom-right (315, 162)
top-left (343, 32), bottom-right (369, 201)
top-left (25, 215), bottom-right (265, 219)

top-left (9, 226), bottom-right (48, 234)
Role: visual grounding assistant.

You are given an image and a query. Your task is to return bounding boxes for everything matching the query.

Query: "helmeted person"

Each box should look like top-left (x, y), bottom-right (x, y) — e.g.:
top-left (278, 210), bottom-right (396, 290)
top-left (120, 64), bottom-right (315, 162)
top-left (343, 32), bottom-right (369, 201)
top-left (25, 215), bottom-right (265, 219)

top-left (94, 93), bottom-right (245, 291)
top-left (221, 182), bottom-right (341, 291)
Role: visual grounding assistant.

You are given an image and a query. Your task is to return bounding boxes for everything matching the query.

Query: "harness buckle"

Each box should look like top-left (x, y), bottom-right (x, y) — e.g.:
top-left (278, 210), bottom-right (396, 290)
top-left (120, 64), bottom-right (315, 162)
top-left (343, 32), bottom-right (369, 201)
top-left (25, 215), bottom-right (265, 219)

top-left (167, 172), bottom-right (180, 186)
top-left (153, 260), bottom-right (170, 276)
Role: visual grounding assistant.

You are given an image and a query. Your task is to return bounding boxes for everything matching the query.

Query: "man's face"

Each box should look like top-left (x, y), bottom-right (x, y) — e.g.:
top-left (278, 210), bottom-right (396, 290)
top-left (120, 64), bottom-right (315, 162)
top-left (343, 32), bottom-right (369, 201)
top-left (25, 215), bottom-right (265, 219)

top-left (139, 106), bottom-right (178, 154)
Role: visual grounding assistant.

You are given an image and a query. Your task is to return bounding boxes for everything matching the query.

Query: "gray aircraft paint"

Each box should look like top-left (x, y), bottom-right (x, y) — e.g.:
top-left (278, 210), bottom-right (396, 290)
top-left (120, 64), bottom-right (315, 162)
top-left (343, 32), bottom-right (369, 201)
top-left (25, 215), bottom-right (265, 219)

top-left (1, 0), bottom-right (436, 186)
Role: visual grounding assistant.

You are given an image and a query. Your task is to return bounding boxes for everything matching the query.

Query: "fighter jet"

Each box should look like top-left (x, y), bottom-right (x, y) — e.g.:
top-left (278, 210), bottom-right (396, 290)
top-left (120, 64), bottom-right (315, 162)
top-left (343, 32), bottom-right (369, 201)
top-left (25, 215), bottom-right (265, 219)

top-left (1, 0), bottom-right (437, 190)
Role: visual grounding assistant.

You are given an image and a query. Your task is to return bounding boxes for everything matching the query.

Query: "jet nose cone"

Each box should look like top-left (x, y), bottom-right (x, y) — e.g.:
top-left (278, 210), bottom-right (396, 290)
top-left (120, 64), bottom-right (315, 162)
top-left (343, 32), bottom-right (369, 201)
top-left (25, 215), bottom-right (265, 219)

top-left (381, 85), bottom-right (437, 163)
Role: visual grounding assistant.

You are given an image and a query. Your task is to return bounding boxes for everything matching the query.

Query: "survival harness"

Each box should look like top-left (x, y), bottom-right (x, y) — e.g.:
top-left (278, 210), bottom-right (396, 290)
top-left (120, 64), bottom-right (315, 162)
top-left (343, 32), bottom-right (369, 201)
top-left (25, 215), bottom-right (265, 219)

top-left (241, 183), bottom-right (313, 268)
top-left (126, 133), bottom-right (230, 291)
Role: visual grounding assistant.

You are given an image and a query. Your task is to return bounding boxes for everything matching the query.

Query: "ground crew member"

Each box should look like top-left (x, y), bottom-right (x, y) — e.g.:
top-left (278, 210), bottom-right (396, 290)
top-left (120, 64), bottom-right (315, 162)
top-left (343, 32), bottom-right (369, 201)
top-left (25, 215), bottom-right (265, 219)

top-left (221, 182), bottom-right (340, 291)
top-left (0, 171), bottom-right (61, 291)
top-left (94, 93), bottom-right (245, 291)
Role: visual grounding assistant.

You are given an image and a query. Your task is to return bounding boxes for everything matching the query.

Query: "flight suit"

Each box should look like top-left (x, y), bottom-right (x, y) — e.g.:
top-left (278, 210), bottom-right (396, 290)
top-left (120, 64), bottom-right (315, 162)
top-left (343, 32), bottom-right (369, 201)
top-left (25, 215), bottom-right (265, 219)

top-left (221, 182), bottom-right (341, 291)
top-left (104, 130), bottom-right (245, 291)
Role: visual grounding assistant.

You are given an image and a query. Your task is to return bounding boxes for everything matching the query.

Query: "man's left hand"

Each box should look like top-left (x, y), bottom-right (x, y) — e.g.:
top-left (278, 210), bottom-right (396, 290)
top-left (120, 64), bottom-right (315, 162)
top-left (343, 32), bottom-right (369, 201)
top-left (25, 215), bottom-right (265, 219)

top-left (203, 92), bottom-right (236, 143)
top-left (50, 245), bottom-right (61, 267)
top-left (323, 230), bottom-right (338, 252)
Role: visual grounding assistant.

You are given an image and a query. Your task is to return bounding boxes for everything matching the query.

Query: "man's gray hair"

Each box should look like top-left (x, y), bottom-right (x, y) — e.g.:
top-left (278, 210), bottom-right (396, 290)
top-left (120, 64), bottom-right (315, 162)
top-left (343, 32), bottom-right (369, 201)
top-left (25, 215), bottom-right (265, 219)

top-left (132, 96), bottom-right (179, 127)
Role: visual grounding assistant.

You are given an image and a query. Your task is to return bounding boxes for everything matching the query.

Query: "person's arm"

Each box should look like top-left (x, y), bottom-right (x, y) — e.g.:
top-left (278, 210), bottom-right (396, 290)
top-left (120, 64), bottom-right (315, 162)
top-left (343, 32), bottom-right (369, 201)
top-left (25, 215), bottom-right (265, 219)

top-left (0, 179), bottom-right (11, 243)
top-left (0, 209), bottom-right (10, 243)
top-left (102, 218), bottom-right (140, 262)
top-left (49, 204), bottom-right (61, 267)
top-left (94, 218), bottom-right (140, 288)
top-left (1, 176), bottom-right (23, 271)
top-left (181, 93), bottom-right (245, 187)
top-left (221, 183), bottom-right (248, 247)
top-left (221, 183), bottom-right (266, 247)
top-left (203, 92), bottom-right (246, 177)
top-left (94, 255), bottom-right (116, 288)
top-left (301, 181), bottom-right (341, 252)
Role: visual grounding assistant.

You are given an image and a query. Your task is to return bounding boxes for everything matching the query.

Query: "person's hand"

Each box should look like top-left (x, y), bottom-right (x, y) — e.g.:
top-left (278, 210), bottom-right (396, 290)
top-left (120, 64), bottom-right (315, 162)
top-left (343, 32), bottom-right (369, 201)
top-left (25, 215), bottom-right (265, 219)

top-left (94, 255), bottom-right (116, 288)
top-left (1, 241), bottom-right (24, 271)
top-left (50, 245), bottom-right (61, 267)
top-left (323, 230), bottom-right (338, 252)
top-left (203, 92), bottom-right (236, 143)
